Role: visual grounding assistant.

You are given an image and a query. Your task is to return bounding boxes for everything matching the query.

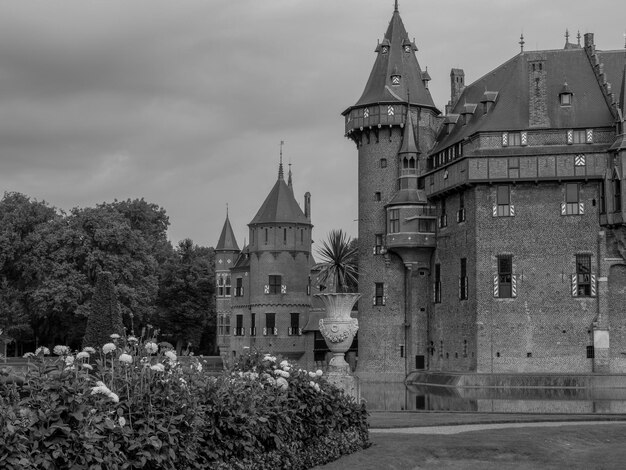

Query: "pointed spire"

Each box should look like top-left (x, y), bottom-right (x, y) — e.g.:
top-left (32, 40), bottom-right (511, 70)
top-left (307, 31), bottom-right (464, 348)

top-left (399, 93), bottom-right (419, 155)
top-left (278, 140), bottom-right (284, 180)
top-left (216, 210), bottom-right (240, 252)
top-left (519, 33), bottom-right (525, 53)
top-left (394, 0), bottom-right (398, 12)
top-left (577, 30), bottom-right (581, 46)
top-left (565, 29), bottom-right (570, 44)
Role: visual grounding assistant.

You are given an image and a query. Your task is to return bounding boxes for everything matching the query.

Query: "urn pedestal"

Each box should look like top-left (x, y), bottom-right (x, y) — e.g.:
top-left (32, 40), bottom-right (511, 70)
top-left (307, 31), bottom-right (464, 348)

top-left (316, 293), bottom-right (361, 401)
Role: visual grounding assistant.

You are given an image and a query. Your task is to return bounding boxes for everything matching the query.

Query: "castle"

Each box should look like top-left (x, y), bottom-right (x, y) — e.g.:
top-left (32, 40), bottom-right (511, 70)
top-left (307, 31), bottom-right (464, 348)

top-left (348, 4), bottom-right (626, 381)
top-left (216, 4), bottom-right (626, 382)
top-left (215, 159), bottom-right (350, 369)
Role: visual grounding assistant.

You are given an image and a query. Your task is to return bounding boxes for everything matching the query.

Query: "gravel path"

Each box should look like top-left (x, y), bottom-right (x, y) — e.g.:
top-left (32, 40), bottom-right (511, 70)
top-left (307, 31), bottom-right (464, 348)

top-left (370, 420), bottom-right (626, 435)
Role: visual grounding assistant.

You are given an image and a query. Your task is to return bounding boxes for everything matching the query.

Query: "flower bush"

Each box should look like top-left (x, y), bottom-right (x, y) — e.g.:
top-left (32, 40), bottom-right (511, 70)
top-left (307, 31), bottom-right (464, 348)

top-left (0, 334), bottom-right (369, 469)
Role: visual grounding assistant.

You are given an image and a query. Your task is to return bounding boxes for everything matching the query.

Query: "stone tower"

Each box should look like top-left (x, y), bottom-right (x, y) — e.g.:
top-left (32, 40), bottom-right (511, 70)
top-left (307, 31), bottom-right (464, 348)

top-left (215, 211), bottom-right (240, 363)
top-left (342, 3), bottom-right (440, 382)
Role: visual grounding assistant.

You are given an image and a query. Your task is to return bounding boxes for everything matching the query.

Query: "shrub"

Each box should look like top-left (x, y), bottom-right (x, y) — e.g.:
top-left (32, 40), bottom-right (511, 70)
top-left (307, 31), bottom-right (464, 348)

top-left (0, 338), bottom-right (369, 469)
top-left (82, 271), bottom-right (124, 350)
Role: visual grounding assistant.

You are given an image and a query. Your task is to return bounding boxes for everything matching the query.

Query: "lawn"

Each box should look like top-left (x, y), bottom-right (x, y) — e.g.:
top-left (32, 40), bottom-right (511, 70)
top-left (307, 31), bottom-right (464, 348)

top-left (315, 423), bottom-right (626, 469)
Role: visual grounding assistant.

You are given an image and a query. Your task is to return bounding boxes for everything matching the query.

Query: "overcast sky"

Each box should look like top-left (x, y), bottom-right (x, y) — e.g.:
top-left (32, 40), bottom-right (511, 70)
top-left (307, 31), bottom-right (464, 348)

top-left (0, 0), bottom-right (624, 251)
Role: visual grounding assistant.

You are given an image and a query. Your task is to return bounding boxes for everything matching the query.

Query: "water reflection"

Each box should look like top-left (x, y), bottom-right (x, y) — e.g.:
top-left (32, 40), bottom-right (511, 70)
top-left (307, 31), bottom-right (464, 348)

top-left (360, 382), bottom-right (626, 414)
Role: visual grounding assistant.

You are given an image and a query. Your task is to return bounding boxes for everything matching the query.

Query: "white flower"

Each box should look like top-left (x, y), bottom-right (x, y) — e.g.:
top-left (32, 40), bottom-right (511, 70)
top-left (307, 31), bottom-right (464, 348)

top-left (35, 347), bottom-right (50, 356)
top-left (127, 336), bottom-right (138, 344)
top-left (279, 360), bottom-right (289, 368)
top-left (65, 356), bottom-right (75, 366)
top-left (150, 363), bottom-right (165, 372)
top-left (316, 369), bottom-right (323, 377)
top-left (144, 342), bottom-right (158, 354)
top-left (275, 377), bottom-right (288, 390)
top-left (76, 351), bottom-right (90, 360)
top-left (109, 392), bottom-right (120, 403)
top-left (309, 371), bottom-right (317, 378)
top-left (82, 363), bottom-right (93, 370)
top-left (119, 353), bottom-right (133, 364)
top-left (164, 350), bottom-right (177, 362)
top-left (53, 345), bottom-right (70, 356)
top-left (83, 347), bottom-right (96, 354)
top-left (102, 343), bottom-right (116, 354)
top-left (90, 381), bottom-right (119, 403)
top-left (23, 352), bottom-right (35, 358)
top-left (266, 376), bottom-right (276, 386)
top-left (263, 354), bottom-right (276, 363)
top-left (118, 416), bottom-right (126, 427)
top-left (110, 334), bottom-right (121, 340)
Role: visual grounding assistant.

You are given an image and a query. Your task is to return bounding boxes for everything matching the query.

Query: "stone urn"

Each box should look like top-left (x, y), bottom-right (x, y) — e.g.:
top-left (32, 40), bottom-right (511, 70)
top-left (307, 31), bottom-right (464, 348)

top-left (316, 293), bottom-right (361, 372)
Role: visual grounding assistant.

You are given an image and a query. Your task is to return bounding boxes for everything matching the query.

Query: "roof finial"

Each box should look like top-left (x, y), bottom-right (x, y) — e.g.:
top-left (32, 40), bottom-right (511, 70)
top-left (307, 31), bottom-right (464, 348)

top-left (519, 33), bottom-right (525, 52)
top-left (565, 29), bottom-right (569, 44)
top-left (278, 140), bottom-right (284, 180)
top-left (226, 203), bottom-right (229, 218)
top-left (394, 0), bottom-right (398, 12)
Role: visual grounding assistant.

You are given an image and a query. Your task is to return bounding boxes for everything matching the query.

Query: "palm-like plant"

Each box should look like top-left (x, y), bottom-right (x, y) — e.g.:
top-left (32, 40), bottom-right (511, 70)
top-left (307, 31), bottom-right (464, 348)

top-left (316, 229), bottom-right (358, 293)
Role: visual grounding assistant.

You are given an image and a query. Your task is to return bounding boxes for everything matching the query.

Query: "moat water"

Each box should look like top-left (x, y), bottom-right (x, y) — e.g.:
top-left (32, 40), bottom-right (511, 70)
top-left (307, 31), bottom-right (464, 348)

top-left (360, 382), bottom-right (626, 414)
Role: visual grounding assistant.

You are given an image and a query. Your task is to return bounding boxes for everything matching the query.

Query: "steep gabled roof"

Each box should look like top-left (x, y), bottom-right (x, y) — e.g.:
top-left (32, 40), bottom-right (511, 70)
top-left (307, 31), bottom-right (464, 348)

top-left (216, 215), bottom-right (239, 252)
top-left (249, 172), bottom-right (309, 226)
top-left (349, 6), bottom-right (437, 112)
top-left (432, 47), bottom-right (624, 153)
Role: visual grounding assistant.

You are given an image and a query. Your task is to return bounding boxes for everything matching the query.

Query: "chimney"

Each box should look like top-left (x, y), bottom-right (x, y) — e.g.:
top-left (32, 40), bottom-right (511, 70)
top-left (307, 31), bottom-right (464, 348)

top-left (528, 54), bottom-right (550, 128)
top-left (304, 192), bottom-right (311, 220)
top-left (450, 68), bottom-right (465, 108)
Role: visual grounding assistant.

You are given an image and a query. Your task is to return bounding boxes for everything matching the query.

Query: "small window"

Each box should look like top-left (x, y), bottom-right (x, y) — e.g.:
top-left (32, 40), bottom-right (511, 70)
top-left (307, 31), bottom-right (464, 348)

top-left (235, 277), bottom-right (243, 297)
top-left (457, 192), bottom-right (466, 222)
top-left (504, 132), bottom-right (522, 146)
top-left (560, 93), bottom-right (572, 106)
top-left (250, 313), bottom-right (256, 336)
top-left (418, 218), bottom-right (436, 233)
top-left (497, 255), bottom-right (513, 298)
top-left (265, 228), bottom-right (269, 244)
top-left (439, 199), bottom-right (447, 228)
top-left (374, 283), bottom-right (385, 306)
top-left (586, 345), bottom-right (595, 359)
top-left (576, 254), bottom-right (592, 296)
top-left (225, 275), bottom-right (231, 297)
top-left (434, 264), bottom-right (441, 303)
top-left (572, 130), bottom-right (586, 144)
top-left (495, 185), bottom-right (512, 217)
top-left (283, 228), bottom-right (287, 244)
top-left (460, 258), bottom-right (468, 300)
top-left (268, 275), bottom-right (282, 294)
top-left (265, 313), bottom-right (276, 335)
top-left (374, 192), bottom-right (381, 201)
top-left (600, 181), bottom-right (606, 214)
top-left (235, 314), bottom-right (244, 336)
top-left (389, 209), bottom-right (400, 233)
top-left (563, 183), bottom-right (580, 215)
top-left (380, 158), bottom-right (387, 168)
top-left (374, 234), bottom-right (383, 254)
top-left (289, 313), bottom-right (300, 336)
top-left (217, 276), bottom-right (224, 297)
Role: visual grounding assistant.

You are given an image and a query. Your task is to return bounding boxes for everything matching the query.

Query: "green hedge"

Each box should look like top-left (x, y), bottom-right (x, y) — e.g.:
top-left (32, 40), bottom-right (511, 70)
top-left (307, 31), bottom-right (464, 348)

top-left (0, 337), bottom-right (369, 469)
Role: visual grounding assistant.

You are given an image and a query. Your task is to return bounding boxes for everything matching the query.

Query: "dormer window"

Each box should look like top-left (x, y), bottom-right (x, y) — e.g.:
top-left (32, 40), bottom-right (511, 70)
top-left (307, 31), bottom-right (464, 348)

top-left (381, 45), bottom-right (388, 54)
top-left (559, 81), bottom-right (573, 106)
top-left (390, 66), bottom-right (401, 86)
top-left (404, 45), bottom-right (411, 53)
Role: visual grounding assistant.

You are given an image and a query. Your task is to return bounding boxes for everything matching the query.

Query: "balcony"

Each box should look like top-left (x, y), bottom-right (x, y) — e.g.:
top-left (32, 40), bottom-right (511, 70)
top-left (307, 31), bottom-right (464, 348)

top-left (386, 231), bottom-right (436, 250)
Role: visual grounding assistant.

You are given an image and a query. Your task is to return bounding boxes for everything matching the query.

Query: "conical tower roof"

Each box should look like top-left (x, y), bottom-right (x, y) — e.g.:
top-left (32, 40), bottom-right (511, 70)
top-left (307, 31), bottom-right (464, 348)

top-left (249, 165), bottom-right (309, 225)
top-left (216, 214), bottom-right (239, 252)
top-left (350, 5), bottom-right (437, 111)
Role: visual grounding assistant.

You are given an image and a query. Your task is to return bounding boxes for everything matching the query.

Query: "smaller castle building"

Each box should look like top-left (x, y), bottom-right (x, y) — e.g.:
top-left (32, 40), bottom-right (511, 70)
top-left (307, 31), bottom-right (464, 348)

top-left (215, 160), bottom-right (338, 368)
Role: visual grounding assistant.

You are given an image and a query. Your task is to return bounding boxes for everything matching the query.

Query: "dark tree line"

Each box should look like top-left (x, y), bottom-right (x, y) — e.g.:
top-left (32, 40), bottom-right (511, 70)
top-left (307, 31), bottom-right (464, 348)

top-left (0, 192), bottom-right (216, 356)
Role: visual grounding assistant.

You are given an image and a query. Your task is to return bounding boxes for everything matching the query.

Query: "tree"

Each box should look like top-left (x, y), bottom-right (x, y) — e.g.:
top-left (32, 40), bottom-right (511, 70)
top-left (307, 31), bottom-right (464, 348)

top-left (83, 271), bottom-right (124, 348)
top-left (156, 239), bottom-right (215, 354)
top-left (315, 229), bottom-right (358, 293)
top-left (0, 192), bottom-right (58, 355)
